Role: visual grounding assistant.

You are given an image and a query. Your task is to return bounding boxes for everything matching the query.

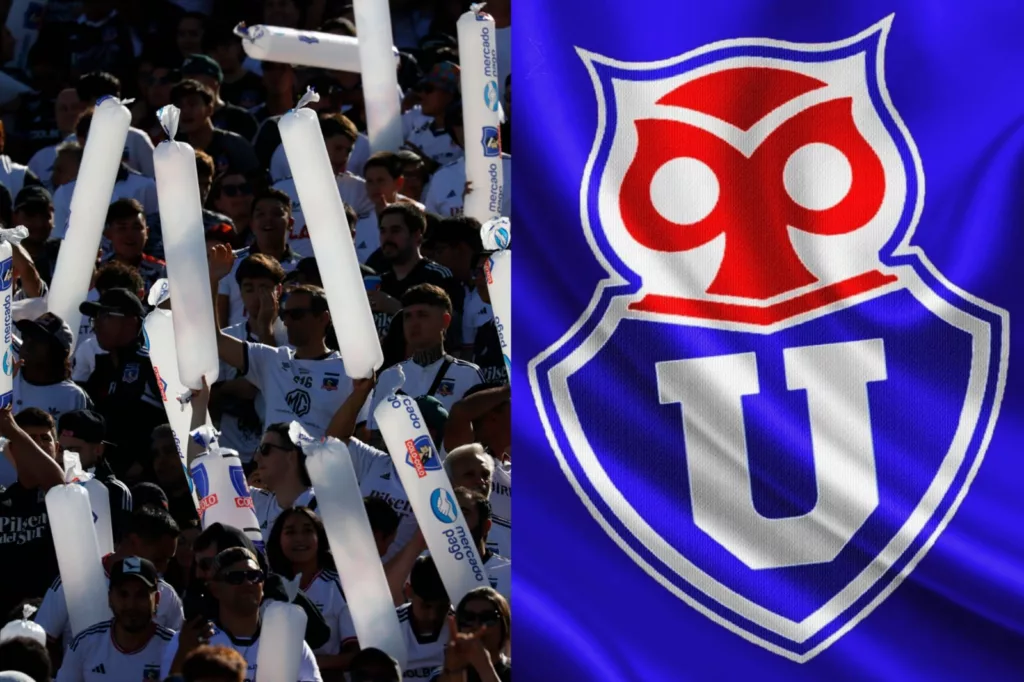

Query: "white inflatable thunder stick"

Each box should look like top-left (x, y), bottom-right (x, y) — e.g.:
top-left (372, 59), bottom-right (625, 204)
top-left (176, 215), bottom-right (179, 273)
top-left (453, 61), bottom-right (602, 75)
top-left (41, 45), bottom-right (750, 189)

top-left (458, 4), bottom-right (506, 223)
top-left (144, 279), bottom-right (208, 510)
top-left (256, 600), bottom-right (308, 682)
top-left (481, 218), bottom-right (511, 385)
top-left (234, 23), bottom-right (399, 73)
top-left (153, 106), bottom-right (219, 390)
top-left (279, 90), bottom-right (383, 379)
top-left (5, 0), bottom-right (48, 71)
top-left (0, 226), bottom-right (28, 408)
top-left (63, 451), bottom-right (114, 557)
top-left (189, 425), bottom-right (264, 552)
top-left (48, 96), bottom-right (132, 350)
top-left (352, 0), bottom-right (403, 152)
top-left (291, 423), bottom-right (408, 670)
top-left (45, 483), bottom-right (112, 636)
top-left (374, 368), bottom-right (489, 607)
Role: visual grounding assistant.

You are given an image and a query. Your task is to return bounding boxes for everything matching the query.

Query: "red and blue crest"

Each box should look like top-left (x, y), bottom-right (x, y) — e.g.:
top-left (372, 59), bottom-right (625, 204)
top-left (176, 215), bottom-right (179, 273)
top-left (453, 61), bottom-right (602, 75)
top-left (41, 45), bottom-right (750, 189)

top-left (529, 17), bottom-right (1008, 661)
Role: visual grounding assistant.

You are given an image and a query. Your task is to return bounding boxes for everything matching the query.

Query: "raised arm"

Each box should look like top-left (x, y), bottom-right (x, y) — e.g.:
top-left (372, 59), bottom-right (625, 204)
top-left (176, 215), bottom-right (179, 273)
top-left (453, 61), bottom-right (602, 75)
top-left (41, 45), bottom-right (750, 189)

top-left (443, 384), bottom-right (511, 452)
top-left (0, 405), bottom-right (64, 491)
top-left (325, 376), bottom-right (376, 443)
top-left (208, 243), bottom-right (246, 370)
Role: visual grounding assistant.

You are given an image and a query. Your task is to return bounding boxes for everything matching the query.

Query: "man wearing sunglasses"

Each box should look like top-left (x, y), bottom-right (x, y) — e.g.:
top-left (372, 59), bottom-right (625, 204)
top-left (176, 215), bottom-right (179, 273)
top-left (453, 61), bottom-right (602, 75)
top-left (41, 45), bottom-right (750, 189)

top-left (160, 547), bottom-right (323, 681)
top-left (77, 288), bottom-right (166, 483)
top-left (53, 556), bottom-right (175, 682)
top-left (402, 62), bottom-right (464, 168)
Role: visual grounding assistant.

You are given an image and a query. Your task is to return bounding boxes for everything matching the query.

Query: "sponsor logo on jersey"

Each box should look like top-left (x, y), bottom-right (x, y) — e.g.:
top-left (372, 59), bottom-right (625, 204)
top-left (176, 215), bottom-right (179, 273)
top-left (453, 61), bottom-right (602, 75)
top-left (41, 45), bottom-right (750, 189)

top-left (286, 388), bottom-right (311, 417)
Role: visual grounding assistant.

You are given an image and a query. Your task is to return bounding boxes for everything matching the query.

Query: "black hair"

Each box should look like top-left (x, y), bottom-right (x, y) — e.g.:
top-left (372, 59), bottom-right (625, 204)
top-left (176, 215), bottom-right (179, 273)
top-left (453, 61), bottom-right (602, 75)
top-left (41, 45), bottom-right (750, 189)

top-left (76, 71), bottom-right (121, 102)
top-left (264, 423), bottom-right (313, 487)
top-left (433, 216), bottom-right (483, 254)
top-left (401, 283), bottom-right (452, 315)
top-left (105, 197), bottom-right (146, 226)
top-left (95, 260), bottom-right (145, 295)
top-left (127, 506), bottom-right (181, 542)
top-left (410, 555), bottom-right (448, 603)
top-left (364, 496), bottom-right (401, 537)
top-left (282, 284), bottom-right (329, 318)
top-left (453, 486), bottom-right (491, 526)
top-left (0, 636), bottom-right (52, 682)
top-left (319, 113), bottom-right (359, 143)
top-left (14, 407), bottom-right (54, 431)
top-left (380, 203), bottom-right (427, 235)
top-left (363, 152), bottom-right (404, 180)
top-left (266, 506), bottom-right (336, 578)
top-left (252, 187), bottom-right (293, 215)
top-left (235, 253), bottom-right (287, 286)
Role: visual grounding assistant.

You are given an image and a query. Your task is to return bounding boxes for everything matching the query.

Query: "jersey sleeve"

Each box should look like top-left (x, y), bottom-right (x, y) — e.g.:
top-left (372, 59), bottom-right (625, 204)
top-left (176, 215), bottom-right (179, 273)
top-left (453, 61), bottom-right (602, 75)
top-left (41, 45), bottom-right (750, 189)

top-left (35, 579), bottom-right (69, 640)
top-left (158, 632), bottom-right (180, 680)
top-left (298, 640), bottom-right (325, 682)
top-left (336, 597), bottom-right (358, 646)
top-left (242, 342), bottom-right (284, 391)
top-left (423, 171), bottom-right (445, 215)
top-left (158, 583), bottom-right (185, 631)
top-left (347, 438), bottom-right (388, 483)
top-left (53, 637), bottom-right (85, 682)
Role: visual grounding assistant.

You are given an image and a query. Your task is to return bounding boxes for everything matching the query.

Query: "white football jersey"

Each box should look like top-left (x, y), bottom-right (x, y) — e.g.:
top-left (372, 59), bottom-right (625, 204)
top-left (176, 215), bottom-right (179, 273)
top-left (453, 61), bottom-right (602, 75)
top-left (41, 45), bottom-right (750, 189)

top-left (56, 620), bottom-right (173, 682)
top-left (301, 570), bottom-right (358, 656)
top-left (160, 624), bottom-right (323, 682)
top-left (251, 486), bottom-right (316, 542)
top-left (12, 373), bottom-right (91, 419)
top-left (491, 459), bottom-right (511, 522)
top-left (243, 343), bottom-right (367, 436)
top-left (402, 107), bottom-right (464, 167)
top-left (397, 603), bottom-right (450, 679)
top-left (422, 155), bottom-right (511, 219)
top-left (271, 133), bottom-right (371, 182)
top-left (0, 154), bottom-right (32, 199)
top-left (274, 173), bottom-right (375, 259)
top-left (461, 288), bottom-right (493, 347)
top-left (218, 250), bottom-right (301, 329)
top-left (218, 320), bottom-right (291, 460)
top-left (367, 356), bottom-right (484, 431)
top-left (72, 333), bottom-right (108, 383)
top-left (37, 570), bottom-right (184, 650)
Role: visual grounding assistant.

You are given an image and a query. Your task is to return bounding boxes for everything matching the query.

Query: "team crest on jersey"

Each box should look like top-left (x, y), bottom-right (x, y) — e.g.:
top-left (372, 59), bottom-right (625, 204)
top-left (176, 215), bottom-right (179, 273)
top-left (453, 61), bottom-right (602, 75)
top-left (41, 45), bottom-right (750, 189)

top-left (122, 363), bottom-right (139, 384)
top-left (437, 378), bottom-right (456, 397)
top-left (528, 16), bottom-right (1008, 661)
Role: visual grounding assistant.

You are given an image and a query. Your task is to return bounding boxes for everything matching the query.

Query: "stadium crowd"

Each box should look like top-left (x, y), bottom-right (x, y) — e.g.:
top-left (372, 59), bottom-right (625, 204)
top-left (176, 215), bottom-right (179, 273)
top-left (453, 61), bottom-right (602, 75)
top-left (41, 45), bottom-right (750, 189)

top-left (0, 0), bottom-right (511, 680)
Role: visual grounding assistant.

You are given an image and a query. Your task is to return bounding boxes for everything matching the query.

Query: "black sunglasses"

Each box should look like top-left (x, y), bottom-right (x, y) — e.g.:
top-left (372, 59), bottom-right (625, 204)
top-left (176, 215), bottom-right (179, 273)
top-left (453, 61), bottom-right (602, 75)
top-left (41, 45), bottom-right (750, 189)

top-left (220, 182), bottom-right (252, 197)
top-left (255, 442), bottom-right (291, 457)
top-left (457, 609), bottom-right (500, 630)
top-left (217, 569), bottom-right (264, 585)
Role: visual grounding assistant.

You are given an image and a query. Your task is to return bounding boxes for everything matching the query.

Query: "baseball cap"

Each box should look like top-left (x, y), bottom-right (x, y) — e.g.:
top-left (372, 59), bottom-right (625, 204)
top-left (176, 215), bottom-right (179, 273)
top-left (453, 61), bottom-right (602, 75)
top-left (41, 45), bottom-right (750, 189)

top-left (414, 396), bottom-right (449, 439)
top-left (181, 53), bottom-right (223, 83)
top-left (109, 556), bottom-right (159, 590)
top-left (57, 409), bottom-right (107, 444)
top-left (416, 61), bottom-right (460, 95)
top-left (79, 287), bottom-right (146, 319)
top-left (14, 312), bottom-right (73, 352)
top-left (13, 185), bottom-right (53, 213)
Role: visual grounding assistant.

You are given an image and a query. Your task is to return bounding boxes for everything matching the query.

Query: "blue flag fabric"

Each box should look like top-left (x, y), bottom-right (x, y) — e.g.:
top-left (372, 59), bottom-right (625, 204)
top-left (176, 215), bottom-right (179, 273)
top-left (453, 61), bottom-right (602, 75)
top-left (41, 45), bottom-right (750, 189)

top-left (517, 2), bottom-right (1024, 679)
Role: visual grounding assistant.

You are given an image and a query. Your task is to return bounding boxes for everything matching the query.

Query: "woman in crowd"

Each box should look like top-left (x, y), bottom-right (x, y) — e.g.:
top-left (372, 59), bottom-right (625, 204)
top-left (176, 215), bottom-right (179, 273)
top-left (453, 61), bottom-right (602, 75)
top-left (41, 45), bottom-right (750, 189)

top-left (267, 506), bottom-right (359, 680)
top-left (433, 587), bottom-right (512, 682)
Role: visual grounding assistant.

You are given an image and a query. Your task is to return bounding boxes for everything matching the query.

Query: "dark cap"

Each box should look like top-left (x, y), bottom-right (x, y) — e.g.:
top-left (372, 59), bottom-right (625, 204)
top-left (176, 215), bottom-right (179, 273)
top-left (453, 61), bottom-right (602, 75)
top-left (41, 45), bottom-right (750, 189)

top-left (414, 396), bottom-right (449, 440)
top-left (79, 287), bottom-right (146, 319)
top-left (181, 53), bottom-right (223, 83)
top-left (57, 409), bottom-right (107, 444)
top-left (15, 312), bottom-right (74, 352)
top-left (109, 556), bottom-right (159, 590)
top-left (131, 482), bottom-right (170, 511)
top-left (14, 185), bottom-right (53, 213)
top-left (417, 61), bottom-right (460, 95)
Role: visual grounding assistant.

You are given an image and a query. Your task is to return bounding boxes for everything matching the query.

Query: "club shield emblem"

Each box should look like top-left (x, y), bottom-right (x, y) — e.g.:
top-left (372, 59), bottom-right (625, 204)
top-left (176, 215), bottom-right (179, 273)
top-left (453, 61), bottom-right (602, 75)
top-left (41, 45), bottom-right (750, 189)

top-left (528, 16), bottom-right (1008, 661)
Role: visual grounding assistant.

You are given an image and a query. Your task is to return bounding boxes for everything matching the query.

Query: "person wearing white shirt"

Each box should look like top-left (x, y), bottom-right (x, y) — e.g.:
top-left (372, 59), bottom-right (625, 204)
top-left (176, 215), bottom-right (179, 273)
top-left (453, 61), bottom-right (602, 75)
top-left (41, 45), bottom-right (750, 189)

top-left (215, 254), bottom-right (290, 458)
top-left (274, 114), bottom-right (374, 259)
top-left (160, 546), bottom-right (323, 682)
top-left (443, 444), bottom-right (510, 560)
top-left (52, 161), bottom-right (159, 240)
top-left (394, 557), bottom-right (452, 679)
top-left (217, 189), bottom-right (302, 328)
top-left (12, 313), bottom-right (92, 420)
top-left (265, 507), bottom-right (360, 673)
top-left (451, 487), bottom-right (510, 602)
top-left (355, 151), bottom-right (425, 263)
top-left (249, 424), bottom-right (317, 541)
top-left (210, 244), bottom-right (366, 438)
top-left (270, 131), bottom-right (371, 183)
top-left (325, 376), bottom-right (451, 562)
top-left (423, 102), bottom-right (511, 219)
top-left (367, 285), bottom-right (484, 433)
top-left (54, 556), bottom-right (175, 682)
top-left (402, 63), bottom-right (464, 168)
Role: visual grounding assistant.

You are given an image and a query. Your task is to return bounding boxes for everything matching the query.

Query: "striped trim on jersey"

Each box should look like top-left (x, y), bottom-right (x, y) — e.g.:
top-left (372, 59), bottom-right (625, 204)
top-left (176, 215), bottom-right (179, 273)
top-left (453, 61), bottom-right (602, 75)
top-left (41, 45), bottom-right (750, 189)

top-left (107, 476), bottom-right (133, 512)
top-left (397, 604), bottom-right (411, 623)
top-left (321, 569), bottom-right (345, 600)
top-left (423, 262), bottom-right (453, 278)
top-left (69, 620), bottom-right (113, 651)
top-left (491, 515), bottom-right (511, 531)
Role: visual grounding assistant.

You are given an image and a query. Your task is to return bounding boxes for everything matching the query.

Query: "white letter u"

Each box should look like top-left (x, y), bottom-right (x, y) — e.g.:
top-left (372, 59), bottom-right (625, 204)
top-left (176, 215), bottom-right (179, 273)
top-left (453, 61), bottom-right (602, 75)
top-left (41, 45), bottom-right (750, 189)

top-left (656, 339), bottom-right (887, 570)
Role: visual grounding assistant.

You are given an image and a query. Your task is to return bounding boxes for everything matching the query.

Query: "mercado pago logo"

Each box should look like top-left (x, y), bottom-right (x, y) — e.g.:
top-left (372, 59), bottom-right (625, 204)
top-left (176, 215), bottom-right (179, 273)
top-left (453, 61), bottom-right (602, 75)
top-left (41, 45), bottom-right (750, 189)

top-left (528, 16), bottom-right (1008, 661)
